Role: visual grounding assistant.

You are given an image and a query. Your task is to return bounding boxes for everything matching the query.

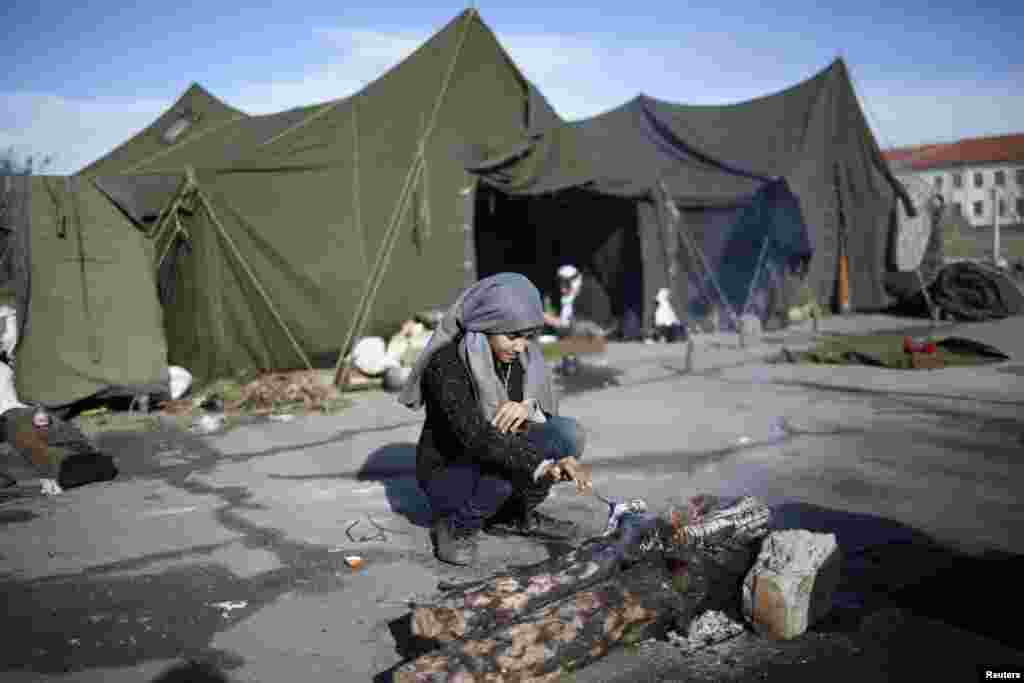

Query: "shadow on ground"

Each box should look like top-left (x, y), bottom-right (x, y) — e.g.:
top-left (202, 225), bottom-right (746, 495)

top-left (358, 442), bottom-right (432, 527)
top-left (0, 426), bottom-right (427, 678)
top-left (771, 501), bottom-right (1024, 652)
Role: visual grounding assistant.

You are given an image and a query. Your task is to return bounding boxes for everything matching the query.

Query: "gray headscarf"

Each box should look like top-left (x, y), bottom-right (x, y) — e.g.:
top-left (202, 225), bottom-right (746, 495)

top-left (399, 272), bottom-right (557, 419)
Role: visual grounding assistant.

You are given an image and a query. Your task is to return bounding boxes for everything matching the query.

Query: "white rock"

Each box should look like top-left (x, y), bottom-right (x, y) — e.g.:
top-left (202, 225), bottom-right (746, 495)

top-left (742, 529), bottom-right (841, 640)
top-left (352, 337), bottom-right (399, 376)
top-left (168, 366), bottom-right (193, 400)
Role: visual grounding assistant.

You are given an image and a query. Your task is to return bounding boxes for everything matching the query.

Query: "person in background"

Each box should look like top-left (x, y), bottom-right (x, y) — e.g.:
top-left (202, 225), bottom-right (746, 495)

top-left (399, 272), bottom-right (592, 566)
top-left (542, 265), bottom-right (615, 338)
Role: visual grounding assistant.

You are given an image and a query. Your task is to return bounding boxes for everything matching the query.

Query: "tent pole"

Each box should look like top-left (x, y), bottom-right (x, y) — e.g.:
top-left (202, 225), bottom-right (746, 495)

top-left (738, 237), bottom-right (771, 348)
top-left (834, 163), bottom-right (852, 315)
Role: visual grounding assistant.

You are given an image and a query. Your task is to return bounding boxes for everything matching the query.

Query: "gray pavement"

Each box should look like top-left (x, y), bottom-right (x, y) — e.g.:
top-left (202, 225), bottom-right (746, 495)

top-left (1, 313), bottom-right (1023, 682)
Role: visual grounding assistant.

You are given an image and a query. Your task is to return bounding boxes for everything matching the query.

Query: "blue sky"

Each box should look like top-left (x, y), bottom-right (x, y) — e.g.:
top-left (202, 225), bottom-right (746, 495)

top-left (3, 0), bottom-right (1022, 174)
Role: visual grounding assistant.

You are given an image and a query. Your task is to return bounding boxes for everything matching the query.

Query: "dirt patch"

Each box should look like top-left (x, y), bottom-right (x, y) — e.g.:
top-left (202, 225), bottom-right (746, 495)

top-left (74, 370), bottom-right (353, 437)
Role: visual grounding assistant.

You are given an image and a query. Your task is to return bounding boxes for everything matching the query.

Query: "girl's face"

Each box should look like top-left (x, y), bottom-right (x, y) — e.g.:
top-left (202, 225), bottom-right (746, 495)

top-left (487, 329), bottom-right (539, 363)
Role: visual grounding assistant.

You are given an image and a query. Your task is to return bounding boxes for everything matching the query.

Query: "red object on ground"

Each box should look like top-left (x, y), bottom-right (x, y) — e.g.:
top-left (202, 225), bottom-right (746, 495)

top-left (904, 337), bottom-right (937, 354)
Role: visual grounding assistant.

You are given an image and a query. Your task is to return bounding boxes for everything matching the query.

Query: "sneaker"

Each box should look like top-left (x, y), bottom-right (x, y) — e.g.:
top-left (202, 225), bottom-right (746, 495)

top-left (485, 510), bottom-right (577, 541)
top-left (433, 517), bottom-right (479, 566)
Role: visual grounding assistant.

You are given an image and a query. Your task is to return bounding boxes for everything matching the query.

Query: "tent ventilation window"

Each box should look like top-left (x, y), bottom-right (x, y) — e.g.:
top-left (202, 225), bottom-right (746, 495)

top-left (161, 107), bottom-right (200, 145)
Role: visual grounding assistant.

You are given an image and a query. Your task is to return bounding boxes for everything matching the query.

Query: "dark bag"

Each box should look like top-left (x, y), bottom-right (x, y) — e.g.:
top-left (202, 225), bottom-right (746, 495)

top-left (58, 452), bottom-right (119, 490)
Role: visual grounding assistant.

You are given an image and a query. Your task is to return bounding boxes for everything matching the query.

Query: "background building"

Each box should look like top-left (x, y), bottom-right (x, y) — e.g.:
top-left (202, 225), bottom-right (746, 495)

top-left (885, 134), bottom-right (1024, 230)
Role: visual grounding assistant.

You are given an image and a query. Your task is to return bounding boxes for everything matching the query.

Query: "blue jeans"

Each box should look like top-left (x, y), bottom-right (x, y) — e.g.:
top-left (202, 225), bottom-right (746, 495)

top-left (422, 415), bottom-right (586, 530)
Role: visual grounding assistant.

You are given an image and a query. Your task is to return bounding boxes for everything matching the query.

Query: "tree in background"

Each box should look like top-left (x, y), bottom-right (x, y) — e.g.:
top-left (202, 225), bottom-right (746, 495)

top-left (1, 147), bottom-right (54, 177)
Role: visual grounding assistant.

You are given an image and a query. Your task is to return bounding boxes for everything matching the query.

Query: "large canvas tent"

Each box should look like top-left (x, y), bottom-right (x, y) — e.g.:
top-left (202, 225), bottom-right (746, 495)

top-left (0, 175), bottom-right (168, 407)
top-left (468, 59), bottom-right (914, 327)
top-left (92, 102), bottom-right (334, 224)
top-left (94, 9), bottom-right (561, 383)
top-left (79, 84), bottom-right (247, 178)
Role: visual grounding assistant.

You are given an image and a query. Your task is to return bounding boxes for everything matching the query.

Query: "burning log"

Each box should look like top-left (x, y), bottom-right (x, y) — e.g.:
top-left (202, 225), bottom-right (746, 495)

top-left (395, 563), bottom-right (683, 683)
top-left (404, 496), bottom-right (772, 679)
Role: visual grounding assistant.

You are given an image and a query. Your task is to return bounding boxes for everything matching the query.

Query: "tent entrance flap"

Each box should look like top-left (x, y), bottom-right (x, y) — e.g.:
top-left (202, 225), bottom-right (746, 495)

top-left (156, 175), bottom-right (314, 378)
top-left (473, 185), bottom-right (644, 326)
top-left (675, 179), bottom-right (813, 327)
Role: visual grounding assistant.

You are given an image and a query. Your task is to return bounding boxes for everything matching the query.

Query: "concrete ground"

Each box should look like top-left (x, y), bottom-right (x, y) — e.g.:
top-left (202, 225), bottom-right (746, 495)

top-left (1, 313), bottom-right (1023, 682)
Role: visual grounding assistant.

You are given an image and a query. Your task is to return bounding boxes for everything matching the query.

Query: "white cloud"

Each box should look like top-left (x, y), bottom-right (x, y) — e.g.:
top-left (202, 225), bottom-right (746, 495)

top-left (3, 25), bottom-right (1020, 175)
top-left (0, 92), bottom-right (171, 175)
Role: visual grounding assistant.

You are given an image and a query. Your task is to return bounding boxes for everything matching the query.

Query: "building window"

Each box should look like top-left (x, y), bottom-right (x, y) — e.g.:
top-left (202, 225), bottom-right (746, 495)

top-left (998, 199), bottom-right (1006, 217)
top-left (1018, 198), bottom-right (1024, 218)
top-left (933, 175), bottom-right (943, 190)
top-left (952, 172), bottom-right (963, 188)
top-left (995, 170), bottom-right (1006, 186)
top-left (973, 201), bottom-right (984, 217)
top-left (1017, 169), bottom-right (1024, 186)
top-left (953, 202), bottom-right (962, 216)
top-left (974, 172), bottom-right (985, 188)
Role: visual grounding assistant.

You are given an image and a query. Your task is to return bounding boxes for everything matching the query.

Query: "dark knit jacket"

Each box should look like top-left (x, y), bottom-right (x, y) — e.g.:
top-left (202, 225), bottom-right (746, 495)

top-left (416, 340), bottom-right (547, 487)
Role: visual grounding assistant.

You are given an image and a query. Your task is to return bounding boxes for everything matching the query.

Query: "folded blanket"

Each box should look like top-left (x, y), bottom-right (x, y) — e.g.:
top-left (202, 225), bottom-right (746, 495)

top-left (929, 262), bottom-right (1024, 322)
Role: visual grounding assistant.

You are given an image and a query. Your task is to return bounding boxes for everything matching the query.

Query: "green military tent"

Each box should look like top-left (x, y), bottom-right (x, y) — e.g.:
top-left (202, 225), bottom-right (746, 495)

top-left (91, 101), bottom-right (335, 223)
top-left (78, 83), bottom-right (247, 178)
top-left (467, 58), bottom-right (914, 330)
top-left (92, 9), bottom-right (560, 383)
top-left (0, 174), bottom-right (168, 407)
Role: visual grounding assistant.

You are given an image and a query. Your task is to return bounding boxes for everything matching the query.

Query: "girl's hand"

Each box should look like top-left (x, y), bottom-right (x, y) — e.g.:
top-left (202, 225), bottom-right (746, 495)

top-left (492, 400), bottom-right (531, 434)
top-left (558, 456), bottom-right (594, 494)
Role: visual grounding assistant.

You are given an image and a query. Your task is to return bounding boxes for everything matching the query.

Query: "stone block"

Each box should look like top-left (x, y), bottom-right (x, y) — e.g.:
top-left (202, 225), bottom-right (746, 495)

top-left (742, 529), bottom-right (841, 640)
